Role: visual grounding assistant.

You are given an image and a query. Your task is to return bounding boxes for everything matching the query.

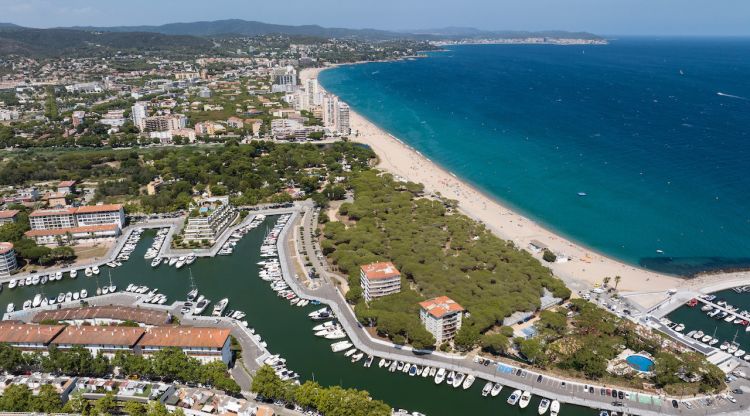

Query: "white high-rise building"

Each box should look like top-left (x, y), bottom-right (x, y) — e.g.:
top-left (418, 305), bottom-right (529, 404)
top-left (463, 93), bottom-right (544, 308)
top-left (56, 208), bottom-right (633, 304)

top-left (336, 102), bottom-right (350, 135)
top-left (0, 242), bottom-right (18, 278)
top-left (305, 79), bottom-right (321, 106)
top-left (131, 102), bottom-right (148, 131)
top-left (271, 66), bottom-right (297, 93)
top-left (419, 296), bottom-right (464, 345)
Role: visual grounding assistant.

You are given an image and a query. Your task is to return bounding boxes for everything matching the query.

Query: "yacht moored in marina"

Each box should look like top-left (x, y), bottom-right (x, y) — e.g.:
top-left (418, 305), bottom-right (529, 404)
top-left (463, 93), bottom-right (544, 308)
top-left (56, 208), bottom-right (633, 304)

top-left (490, 383), bottom-right (503, 397)
top-left (550, 400), bottom-right (560, 416)
top-left (481, 381), bottom-right (492, 396)
top-left (538, 398), bottom-right (550, 415)
top-left (507, 390), bottom-right (521, 406)
top-left (519, 391), bottom-right (532, 408)
top-left (331, 341), bottom-right (352, 352)
top-left (434, 368), bottom-right (446, 384)
top-left (70, 269), bottom-right (77, 278)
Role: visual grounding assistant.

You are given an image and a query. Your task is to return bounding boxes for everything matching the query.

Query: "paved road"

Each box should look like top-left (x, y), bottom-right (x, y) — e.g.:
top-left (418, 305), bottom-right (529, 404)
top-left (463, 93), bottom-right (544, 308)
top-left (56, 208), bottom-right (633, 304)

top-left (270, 205), bottom-right (750, 416)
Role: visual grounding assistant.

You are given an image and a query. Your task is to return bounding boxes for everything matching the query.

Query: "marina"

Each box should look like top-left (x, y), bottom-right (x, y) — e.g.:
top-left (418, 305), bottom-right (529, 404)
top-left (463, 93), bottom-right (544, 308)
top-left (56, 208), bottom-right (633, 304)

top-left (0, 211), bottom-right (604, 416)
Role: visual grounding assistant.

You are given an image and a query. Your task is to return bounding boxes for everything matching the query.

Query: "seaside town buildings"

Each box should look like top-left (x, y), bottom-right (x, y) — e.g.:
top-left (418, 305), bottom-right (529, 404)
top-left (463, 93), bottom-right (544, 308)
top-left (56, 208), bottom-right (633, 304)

top-left (0, 209), bottom-right (19, 225)
top-left (25, 204), bottom-right (126, 245)
top-left (418, 296), bottom-right (465, 344)
top-left (0, 242), bottom-right (18, 278)
top-left (360, 261), bottom-right (402, 302)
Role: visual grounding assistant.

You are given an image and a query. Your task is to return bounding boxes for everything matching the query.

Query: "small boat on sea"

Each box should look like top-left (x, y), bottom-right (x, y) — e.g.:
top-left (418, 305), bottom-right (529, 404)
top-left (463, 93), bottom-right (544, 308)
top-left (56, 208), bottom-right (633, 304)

top-left (452, 372), bottom-right (465, 388)
top-left (92, 266), bottom-right (100, 275)
top-left (84, 267), bottom-right (93, 277)
top-left (80, 289), bottom-right (88, 299)
top-left (212, 298), bottom-right (229, 316)
top-left (32, 294), bottom-right (43, 308)
top-left (519, 391), bottom-right (532, 408)
top-left (331, 341), bottom-right (352, 353)
top-left (550, 400), bottom-right (560, 416)
top-left (491, 383), bottom-right (503, 397)
top-left (434, 368), bottom-right (446, 384)
top-left (507, 390), bottom-right (521, 406)
top-left (193, 296), bottom-right (211, 315)
top-left (538, 398), bottom-right (550, 415)
top-left (6, 303), bottom-right (14, 313)
top-left (481, 381), bottom-right (493, 397)
top-left (462, 374), bottom-right (475, 389)
top-left (70, 269), bottom-right (77, 278)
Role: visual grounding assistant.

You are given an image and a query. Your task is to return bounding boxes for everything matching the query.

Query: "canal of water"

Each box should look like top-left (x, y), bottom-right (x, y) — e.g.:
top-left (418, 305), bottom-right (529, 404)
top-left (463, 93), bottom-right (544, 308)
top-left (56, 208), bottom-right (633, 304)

top-left (0, 218), bottom-right (597, 416)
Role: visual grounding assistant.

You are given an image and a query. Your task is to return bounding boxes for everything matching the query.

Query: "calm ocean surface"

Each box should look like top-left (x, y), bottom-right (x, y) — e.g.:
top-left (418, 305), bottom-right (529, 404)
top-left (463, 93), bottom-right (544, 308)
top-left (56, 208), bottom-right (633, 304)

top-left (319, 38), bottom-right (750, 276)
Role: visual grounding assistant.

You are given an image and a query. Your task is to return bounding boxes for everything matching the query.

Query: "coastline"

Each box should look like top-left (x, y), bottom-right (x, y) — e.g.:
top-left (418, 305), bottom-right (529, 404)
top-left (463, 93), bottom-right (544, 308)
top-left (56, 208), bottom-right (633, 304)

top-left (301, 65), bottom-right (749, 302)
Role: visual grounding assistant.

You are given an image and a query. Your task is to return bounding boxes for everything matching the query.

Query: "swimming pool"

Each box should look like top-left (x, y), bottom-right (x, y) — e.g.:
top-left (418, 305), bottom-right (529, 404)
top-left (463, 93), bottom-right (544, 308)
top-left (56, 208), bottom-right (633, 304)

top-left (626, 354), bottom-right (655, 372)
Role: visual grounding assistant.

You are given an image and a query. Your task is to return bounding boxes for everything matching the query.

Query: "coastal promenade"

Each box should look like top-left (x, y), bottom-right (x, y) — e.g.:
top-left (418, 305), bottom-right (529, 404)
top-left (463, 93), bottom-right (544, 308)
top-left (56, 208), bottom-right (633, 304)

top-left (271, 205), bottom-right (749, 416)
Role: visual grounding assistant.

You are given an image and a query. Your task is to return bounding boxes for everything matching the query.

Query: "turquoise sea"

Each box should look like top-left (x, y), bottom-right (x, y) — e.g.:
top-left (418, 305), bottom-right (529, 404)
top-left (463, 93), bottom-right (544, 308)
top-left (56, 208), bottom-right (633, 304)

top-left (319, 38), bottom-right (750, 276)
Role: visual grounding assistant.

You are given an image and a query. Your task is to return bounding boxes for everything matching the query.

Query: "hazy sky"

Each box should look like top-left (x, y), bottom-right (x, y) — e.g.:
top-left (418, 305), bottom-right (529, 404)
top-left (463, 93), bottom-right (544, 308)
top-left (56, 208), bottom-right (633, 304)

top-left (1, 0), bottom-right (749, 36)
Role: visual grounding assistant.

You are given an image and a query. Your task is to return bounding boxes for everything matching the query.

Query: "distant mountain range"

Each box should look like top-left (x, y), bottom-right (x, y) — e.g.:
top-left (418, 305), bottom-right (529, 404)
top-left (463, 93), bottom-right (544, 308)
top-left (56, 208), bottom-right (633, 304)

top-left (0, 26), bottom-right (214, 57)
top-left (0, 19), bottom-right (603, 57)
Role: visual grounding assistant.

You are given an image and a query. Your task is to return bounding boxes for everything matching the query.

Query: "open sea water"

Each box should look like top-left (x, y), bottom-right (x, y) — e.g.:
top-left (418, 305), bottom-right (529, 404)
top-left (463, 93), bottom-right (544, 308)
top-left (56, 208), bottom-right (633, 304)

top-left (319, 38), bottom-right (750, 276)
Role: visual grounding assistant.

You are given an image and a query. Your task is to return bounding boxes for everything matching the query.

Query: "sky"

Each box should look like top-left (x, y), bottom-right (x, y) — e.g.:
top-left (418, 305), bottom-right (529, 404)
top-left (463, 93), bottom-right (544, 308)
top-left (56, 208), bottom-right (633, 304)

top-left (1, 0), bottom-right (749, 36)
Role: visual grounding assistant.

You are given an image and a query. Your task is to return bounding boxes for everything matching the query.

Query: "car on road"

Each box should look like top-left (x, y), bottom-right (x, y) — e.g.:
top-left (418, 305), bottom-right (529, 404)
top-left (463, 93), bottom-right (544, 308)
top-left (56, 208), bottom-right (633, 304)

top-left (672, 399), bottom-right (679, 408)
top-left (683, 401), bottom-right (693, 409)
top-left (618, 391), bottom-right (624, 399)
top-left (560, 381), bottom-right (566, 388)
top-left (732, 388), bottom-right (743, 395)
top-left (726, 395), bottom-right (737, 404)
top-left (600, 388), bottom-right (606, 396)
top-left (537, 375), bottom-right (543, 383)
top-left (515, 369), bottom-right (522, 376)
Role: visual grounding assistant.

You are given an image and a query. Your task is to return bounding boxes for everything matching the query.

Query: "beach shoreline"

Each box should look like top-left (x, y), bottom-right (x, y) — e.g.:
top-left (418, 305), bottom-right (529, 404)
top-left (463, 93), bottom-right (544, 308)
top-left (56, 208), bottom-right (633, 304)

top-left (301, 65), bottom-right (749, 302)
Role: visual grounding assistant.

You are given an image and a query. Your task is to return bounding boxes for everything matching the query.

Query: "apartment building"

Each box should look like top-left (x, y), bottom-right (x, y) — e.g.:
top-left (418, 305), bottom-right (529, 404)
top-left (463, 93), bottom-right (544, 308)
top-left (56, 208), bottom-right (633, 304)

top-left (138, 327), bottom-right (232, 364)
top-left (0, 242), bottom-right (18, 278)
top-left (360, 261), bottom-right (402, 302)
top-left (25, 204), bottom-right (125, 245)
top-left (418, 296), bottom-right (465, 344)
top-left (0, 209), bottom-right (19, 225)
top-left (182, 197), bottom-right (238, 244)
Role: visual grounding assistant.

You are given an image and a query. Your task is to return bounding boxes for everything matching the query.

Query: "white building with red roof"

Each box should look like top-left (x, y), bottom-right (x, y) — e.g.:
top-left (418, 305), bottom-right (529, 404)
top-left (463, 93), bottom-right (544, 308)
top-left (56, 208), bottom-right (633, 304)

top-left (418, 296), bottom-right (465, 344)
top-left (26, 204), bottom-right (125, 245)
top-left (0, 242), bottom-right (18, 278)
top-left (359, 261), bottom-right (401, 302)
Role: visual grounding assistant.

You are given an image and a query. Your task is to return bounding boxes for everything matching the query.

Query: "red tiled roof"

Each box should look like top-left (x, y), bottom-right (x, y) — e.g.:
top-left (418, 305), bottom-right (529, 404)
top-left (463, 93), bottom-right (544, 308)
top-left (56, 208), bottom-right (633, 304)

top-left (29, 204), bottom-right (122, 218)
top-left (75, 204), bottom-right (122, 214)
top-left (29, 208), bottom-right (76, 217)
top-left (0, 210), bottom-right (19, 219)
top-left (360, 262), bottom-right (400, 280)
top-left (419, 296), bottom-right (464, 319)
top-left (58, 180), bottom-right (77, 187)
top-left (25, 223), bottom-right (119, 237)
top-left (0, 322), bottom-right (65, 345)
top-left (0, 242), bottom-right (13, 254)
top-left (51, 326), bottom-right (145, 347)
top-left (139, 326), bottom-right (230, 349)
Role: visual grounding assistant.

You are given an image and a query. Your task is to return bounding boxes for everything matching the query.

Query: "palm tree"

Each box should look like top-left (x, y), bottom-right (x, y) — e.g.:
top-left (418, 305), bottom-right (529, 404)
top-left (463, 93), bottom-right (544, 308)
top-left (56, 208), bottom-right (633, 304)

top-left (603, 276), bottom-right (611, 287)
top-left (614, 275), bottom-right (622, 290)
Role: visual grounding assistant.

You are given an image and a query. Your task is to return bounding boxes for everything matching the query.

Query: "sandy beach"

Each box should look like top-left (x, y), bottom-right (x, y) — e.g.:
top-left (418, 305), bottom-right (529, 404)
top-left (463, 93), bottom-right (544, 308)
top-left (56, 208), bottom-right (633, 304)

top-left (301, 66), bottom-right (749, 302)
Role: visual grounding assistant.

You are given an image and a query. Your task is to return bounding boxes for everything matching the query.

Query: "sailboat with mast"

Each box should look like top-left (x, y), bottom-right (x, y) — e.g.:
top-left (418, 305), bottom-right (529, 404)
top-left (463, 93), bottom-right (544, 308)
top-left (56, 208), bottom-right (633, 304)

top-left (187, 268), bottom-right (199, 302)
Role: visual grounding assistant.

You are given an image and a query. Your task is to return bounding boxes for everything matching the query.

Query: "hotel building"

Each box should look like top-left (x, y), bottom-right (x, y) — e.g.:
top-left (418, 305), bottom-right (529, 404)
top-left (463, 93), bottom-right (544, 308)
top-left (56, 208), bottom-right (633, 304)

top-left (360, 262), bottom-right (402, 302)
top-left (138, 327), bottom-right (232, 364)
top-left (418, 296), bottom-right (464, 344)
top-left (25, 204), bottom-right (125, 245)
top-left (0, 242), bottom-right (18, 278)
top-left (0, 322), bottom-right (66, 352)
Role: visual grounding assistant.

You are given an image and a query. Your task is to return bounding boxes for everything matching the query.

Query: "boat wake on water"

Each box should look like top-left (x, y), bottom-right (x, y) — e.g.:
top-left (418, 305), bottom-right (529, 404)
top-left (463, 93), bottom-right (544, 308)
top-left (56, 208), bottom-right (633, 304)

top-left (717, 92), bottom-right (749, 101)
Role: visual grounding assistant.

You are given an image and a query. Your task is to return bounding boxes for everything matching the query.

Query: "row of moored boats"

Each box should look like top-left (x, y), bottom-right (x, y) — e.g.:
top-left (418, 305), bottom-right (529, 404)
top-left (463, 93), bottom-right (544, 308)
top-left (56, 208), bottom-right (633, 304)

top-left (219, 214), bottom-right (266, 256)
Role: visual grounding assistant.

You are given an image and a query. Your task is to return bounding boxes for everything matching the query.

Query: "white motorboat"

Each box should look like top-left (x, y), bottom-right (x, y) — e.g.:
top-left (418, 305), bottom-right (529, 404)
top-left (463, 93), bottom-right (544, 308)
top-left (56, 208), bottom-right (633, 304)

top-left (481, 381), bottom-right (493, 397)
top-left (462, 374), bottom-right (475, 389)
top-left (70, 269), bottom-right (77, 278)
top-left (550, 400), bottom-right (560, 416)
top-left (452, 372), bottom-right (465, 388)
top-left (186, 254), bottom-right (196, 265)
top-left (151, 257), bottom-right (161, 268)
top-left (84, 267), bottom-right (93, 277)
top-left (32, 294), bottom-right (43, 308)
top-left (519, 391), bottom-right (532, 408)
top-left (6, 303), bottom-right (14, 313)
top-left (168, 257), bottom-right (178, 266)
top-left (193, 296), bottom-right (211, 315)
top-left (364, 355), bottom-right (374, 367)
top-left (22, 300), bottom-right (32, 310)
top-left (351, 352), bottom-right (364, 363)
top-left (507, 390), bottom-right (521, 406)
top-left (434, 368), bottom-right (446, 384)
top-left (490, 383), bottom-right (503, 397)
top-left (187, 288), bottom-right (199, 302)
top-left (31, 276), bottom-right (40, 285)
top-left (80, 289), bottom-right (88, 299)
top-left (73, 292), bottom-right (80, 301)
top-left (422, 366), bottom-right (432, 378)
top-left (175, 256), bottom-right (186, 268)
top-left (538, 398), bottom-right (550, 415)
top-left (92, 266), bottom-right (100, 275)
top-left (8, 279), bottom-right (17, 289)
top-left (331, 341), bottom-right (352, 352)
top-left (313, 321), bottom-right (336, 331)
top-left (65, 292), bottom-right (72, 302)
top-left (212, 298), bottom-right (229, 316)
top-left (344, 348), bottom-right (358, 357)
